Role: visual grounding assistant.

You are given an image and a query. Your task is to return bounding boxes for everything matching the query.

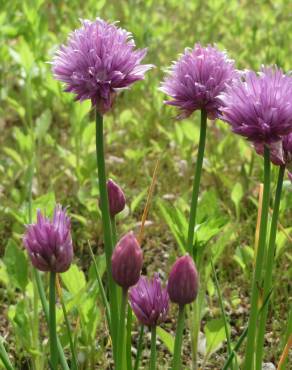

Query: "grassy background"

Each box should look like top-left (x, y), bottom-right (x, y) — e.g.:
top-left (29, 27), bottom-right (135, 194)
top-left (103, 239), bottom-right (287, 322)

top-left (0, 0), bottom-right (291, 368)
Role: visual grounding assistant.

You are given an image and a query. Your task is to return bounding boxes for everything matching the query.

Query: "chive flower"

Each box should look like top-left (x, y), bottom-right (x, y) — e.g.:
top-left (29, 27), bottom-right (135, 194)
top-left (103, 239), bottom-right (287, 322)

top-left (219, 66), bottom-right (292, 144)
top-left (111, 231), bottom-right (143, 289)
top-left (107, 179), bottom-right (126, 218)
top-left (160, 43), bottom-right (237, 119)
top-left (52, 18), bottom-right (153, 114)
top-left (23, 205), bottom-right (73, 273)
top-left (129, 273), bottom-right (169, 327)
top-left (167, 255), bottom-right (199, 306)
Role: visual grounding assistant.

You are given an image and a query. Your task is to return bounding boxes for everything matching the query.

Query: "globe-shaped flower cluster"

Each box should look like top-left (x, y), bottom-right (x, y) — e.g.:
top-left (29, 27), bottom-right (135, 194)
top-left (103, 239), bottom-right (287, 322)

top-left (52, 18), bottom-right (153, 114)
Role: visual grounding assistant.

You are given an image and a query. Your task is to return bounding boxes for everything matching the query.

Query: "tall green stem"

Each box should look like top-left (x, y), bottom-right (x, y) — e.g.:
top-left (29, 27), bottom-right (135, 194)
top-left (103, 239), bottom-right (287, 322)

top-left (244, 146), bottom-right (270, 369)
top-left (172, 305), bottom-right (185, 370)
top-left (117, 289), bottom-right (128, 370)
top-left (134, 325), bottom-right (144, 370)
top-left (149, 326), bottom-right (157, 370)
top-left (34, 269), bottom-right (69, 370)
top-left (255, 165), bottom-right (285, 370)
top-left (95, 111), bottom-right (118, 356)
top-left (126, 306), bottom-right (133, 370)
top-left (49, 272), bottom-right (58, 369)
top-left (187, 109), bottom-right (207, 256)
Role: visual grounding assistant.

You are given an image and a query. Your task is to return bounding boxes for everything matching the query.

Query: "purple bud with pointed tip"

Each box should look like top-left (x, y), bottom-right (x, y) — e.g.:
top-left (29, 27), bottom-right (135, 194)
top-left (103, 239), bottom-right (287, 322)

top-left (129, 273), bottom-right (169, 327)
top-left (23, 205), bottom-right (73, 273)
top-left (167, 255), bottom-right (199, 306)
top-left (107, 179), bottom-right (126, 218)
top-left (111, 231), bottom-right (143, 289)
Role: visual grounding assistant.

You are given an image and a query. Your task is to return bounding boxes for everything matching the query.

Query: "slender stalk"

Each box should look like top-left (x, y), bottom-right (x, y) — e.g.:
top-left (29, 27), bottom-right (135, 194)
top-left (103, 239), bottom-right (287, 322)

top-left (134, 325), bottom-right (144, 370)
top-left (223, 327), bottom-right (248, 370)
top-left (49, 272), bottom-right (58, 369)
top-left (87, 241), bottom-right (111, 333)
top-left (187, 109), bottom-right (207, 256)
top-left (117, 289), bottom-right (128, 370)
top-left (126, 307), bottom-right (133, 370)
top-left (95, 111), bottom-right (118, 355)
top-left (172, 305), bottom-right (185, 370)
top-left (244, 146), bottom-right (271, 370)
top-left (34, 268), bottom-right (69, 370)
top-left (0, 338), bottom-right (14, 370)
top-left (211, 261), bottom-right (233, 369)
top-left (255, 165), bottom-right (285, 370)
top-left (149, 326), bottom-right (157, 370)
top-left (56, 278), bottom-right (78, 370)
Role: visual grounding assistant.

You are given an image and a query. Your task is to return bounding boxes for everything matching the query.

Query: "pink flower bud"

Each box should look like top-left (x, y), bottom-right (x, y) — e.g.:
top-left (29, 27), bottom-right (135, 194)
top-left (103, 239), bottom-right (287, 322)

top-left (107, 179), bottom-right (126, 218)
top-left (167, 255), bottom-right (199, 306)
top-left (111, 231), bottom-right (143, 289)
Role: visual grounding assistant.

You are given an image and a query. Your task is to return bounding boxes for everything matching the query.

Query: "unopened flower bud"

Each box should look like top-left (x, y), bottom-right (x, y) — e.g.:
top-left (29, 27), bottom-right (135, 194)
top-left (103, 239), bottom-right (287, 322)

top-left (167, 255), bottom-right (199, 306)
top-left (107, 179), bottom-right (126, 218)
top-left (111, 231), bottom-right (143, 289)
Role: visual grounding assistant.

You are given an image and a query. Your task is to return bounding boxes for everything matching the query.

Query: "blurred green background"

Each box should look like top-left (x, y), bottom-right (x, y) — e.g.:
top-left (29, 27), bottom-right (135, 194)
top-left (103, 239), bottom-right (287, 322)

top-left (0, 0), bottom-right (291, 368)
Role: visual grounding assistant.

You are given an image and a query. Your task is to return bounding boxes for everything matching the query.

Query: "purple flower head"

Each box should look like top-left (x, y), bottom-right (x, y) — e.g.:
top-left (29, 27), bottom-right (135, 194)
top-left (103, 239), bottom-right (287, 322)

top-left (129, 273), bottom-right (169, 327)
top-left (167, 255), bottom-right (199, 306)
top-left (220, 66), bottom-right (292, 144)
top-left (111, 231), bottom-right (143, 289)
top-left (23, 205), bottom-right (73, 273)
top-left (160, 43), bottom-right (237, 119)
top-left (107, 179), bottom-right (126, 218)
top-left (52, 18), bottom-right (153, 114)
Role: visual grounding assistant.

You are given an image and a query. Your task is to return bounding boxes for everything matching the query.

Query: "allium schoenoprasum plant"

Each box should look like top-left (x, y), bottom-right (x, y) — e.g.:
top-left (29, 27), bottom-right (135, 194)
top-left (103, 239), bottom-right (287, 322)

top-left (220, 66), bottom-right (292, 370)
top-left (1, 1), bottom-right (292, 370)
top-left (160, 43), bottom-right (238, 369)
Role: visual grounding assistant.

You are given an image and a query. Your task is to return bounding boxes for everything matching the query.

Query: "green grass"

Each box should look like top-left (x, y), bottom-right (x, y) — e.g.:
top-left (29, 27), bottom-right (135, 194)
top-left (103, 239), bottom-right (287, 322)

top-left (0, 0), bottom-right (291, 369)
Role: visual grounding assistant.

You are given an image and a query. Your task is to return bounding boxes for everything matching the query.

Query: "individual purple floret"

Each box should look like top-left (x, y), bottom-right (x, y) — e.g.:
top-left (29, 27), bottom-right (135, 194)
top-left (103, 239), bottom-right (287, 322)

top-left (129, 273), bottom-right (169, 327)
top-left (167, 255), bottom-right (199, 306)
top-left (160, 43), bottom-right (237, 119)
top-left (23, 205), bottom-right (73, 273)
top-left (107, 179), bottom-right (126, 218)
top-left (111, 231), bottom-right (143, 289)
top-left (52, 18), bottom-right (153, 114)
top-left (219, 66), bottom-right (292, 144)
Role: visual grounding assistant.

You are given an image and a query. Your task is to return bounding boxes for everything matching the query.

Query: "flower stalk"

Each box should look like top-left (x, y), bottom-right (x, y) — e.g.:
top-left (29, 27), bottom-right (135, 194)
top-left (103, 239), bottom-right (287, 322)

top-left (187, 109), bottom-right (207, 257)
top-left (95, 110), bottom-right (119, 355)
top-left (255, 164), bottom-right (285, 369)
top-left (117, 289), bottom-right (128, 370)
top-left (149, 326), bottom-right (157, 370)
top-left (244, 146), bottom-right (271, 369)
top-left (49, 272), bottom-right (58, 369)
top-left (172, 305), bottom-right (185, 370)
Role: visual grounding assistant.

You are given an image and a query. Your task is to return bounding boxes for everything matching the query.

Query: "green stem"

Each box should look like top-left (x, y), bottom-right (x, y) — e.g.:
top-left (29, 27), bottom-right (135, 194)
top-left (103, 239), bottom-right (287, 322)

top-left (149, 326), bottom-right (157, 370)
top-left (187, 109), bottom-right (207, 257)
top-left (172, 305), bottom-right (185, 370)
top-left (117, 289), bottom-right (128, 370)
top-left (211, 261), bottom-right (233, 369)
top-left (223, 327), bottom-right (248, 370)
top-left (95, 111), bottom-right (118, 356)
top-left (0, 338), bottom-right (14, 370)
top-left (59, 292), bottom-right (78, 370)
top-left (134, 325), bottom-right (144, 370)
top-left (244, 146), bottom-right (270, 370)
top-left (126, 306), bottom-right (133, 370)
top-left (34, 271), bottom-right (69, 370)
top-left (88, 242), bottom-right (111, 333)
top-left (255, 165), bottom-right (285, 370)
top-left (49, 272), bottom-right (58, 370)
